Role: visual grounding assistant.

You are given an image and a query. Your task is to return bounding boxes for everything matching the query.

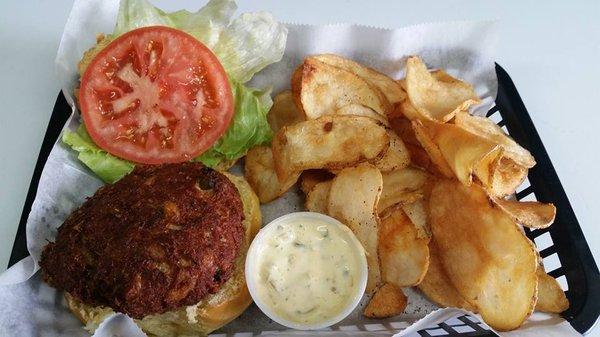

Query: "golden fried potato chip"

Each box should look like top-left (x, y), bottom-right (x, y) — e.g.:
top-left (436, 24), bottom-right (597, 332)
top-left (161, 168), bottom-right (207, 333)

top-left (396, 98), bottom-right (421, 121)
top-left (486, 156), bottom-right (529, 197)
top-left (397, 69), bottom-right (456, 92)
top-left (327, 163), bottom-right (383, 293)
top-left (429, 179), bottom-right (538, 331)
top-left (312, 54), bottom-right (406, 104)
top-left (429, 180), bottom-right (538, 331)
top-left (455, 111), bottom-right (535, 168)
top-left (423, 119), bottom-right (501, 185)
top-left (494, 198), bottom-right (556, 229)
top-left (373, 131), bottom-right (411, 172)
top-left (244, 146), bottom-right (300, 203)
top-left (418, 241), bottom-right (477, 311)
top-left (379, 206), bottom-right (429, 287)
top-left (305, 180), bottom-right (332, 214)
top-left (406, 56), bottom-right (480, 122)
top-left (379, 167), bottom-right (429, 211)
top-left (536, 268), bottom-right (569, 313)
top-left (389, 116), bottom-right (435, 170)
top-left (272, 115), bottom-right (389, 181)
top-left (416, 119), bottom-right (529, 197)
top-left (296, 58), bottom-right (390, 120)
top-left (412, 120), bottom-right (455, 177)
top-left (401, 200), bottom-right (431, 239)
top-left (291, 64), bottom-right (304, 113)
top-left (267, 90), bottom-right (305, 133)
top-left (363, 283), bottom-right (407, 318)
top-left (299, 170), bottom-right (334, 195)
top-left (335, 104), bottom-right (389, 125)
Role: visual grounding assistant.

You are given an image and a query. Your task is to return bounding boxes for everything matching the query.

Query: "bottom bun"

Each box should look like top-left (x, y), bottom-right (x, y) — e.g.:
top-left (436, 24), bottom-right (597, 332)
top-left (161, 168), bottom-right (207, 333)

top-left (66, 173), bottom-right (262, 337)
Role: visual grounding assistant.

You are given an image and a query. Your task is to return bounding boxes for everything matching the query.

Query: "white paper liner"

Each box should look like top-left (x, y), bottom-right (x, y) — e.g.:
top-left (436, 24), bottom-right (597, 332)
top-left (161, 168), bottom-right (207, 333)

top-left (0, 0), bottom-right (578, 335)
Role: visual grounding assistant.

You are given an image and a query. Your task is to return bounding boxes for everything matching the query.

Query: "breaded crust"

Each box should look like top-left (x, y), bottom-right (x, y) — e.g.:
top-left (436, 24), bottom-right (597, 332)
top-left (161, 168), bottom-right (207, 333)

top-left (40, 163), bottom-right (244, 318)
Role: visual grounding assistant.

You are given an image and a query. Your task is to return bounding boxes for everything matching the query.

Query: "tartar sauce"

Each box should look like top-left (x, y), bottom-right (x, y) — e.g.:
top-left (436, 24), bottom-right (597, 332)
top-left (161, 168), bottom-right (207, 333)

top-left (251, 215), bottom-right (363, 325)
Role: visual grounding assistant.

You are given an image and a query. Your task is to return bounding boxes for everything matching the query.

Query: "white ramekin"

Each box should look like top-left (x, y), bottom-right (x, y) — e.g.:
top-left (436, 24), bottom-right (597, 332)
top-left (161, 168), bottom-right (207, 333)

top-left (245, 211), bottom-right (368, 330)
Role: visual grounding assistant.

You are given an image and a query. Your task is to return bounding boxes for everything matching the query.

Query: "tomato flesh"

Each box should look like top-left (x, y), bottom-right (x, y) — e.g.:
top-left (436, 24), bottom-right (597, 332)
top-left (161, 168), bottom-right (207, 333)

top-left (79, 26), bottom-right (233, 164)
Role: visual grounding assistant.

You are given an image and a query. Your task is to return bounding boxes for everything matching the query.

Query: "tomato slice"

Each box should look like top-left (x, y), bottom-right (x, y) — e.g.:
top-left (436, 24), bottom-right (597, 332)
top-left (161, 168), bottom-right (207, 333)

top-left (79, 26), bottom-right (233, 164)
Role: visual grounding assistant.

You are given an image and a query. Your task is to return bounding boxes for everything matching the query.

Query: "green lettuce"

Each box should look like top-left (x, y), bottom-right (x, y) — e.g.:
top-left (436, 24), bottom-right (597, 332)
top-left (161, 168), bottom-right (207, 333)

top-left (65, 0), bottom-right (286, 183)
top-left (62, 125), bottom-right (134, 183)
top-left (113, 0), bottom-right (287, 83)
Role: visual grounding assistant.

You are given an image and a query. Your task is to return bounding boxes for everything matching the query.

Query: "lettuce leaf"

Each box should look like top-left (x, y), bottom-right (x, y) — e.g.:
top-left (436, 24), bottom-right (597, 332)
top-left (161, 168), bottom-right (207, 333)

top-left (64, 0), bottom-right (285, 183)
top-left (209, 80), bottom-right (273, 160)
top-left (113, 0), bottom-right (286, 83)
top-left (62, 125), bottom-right (134, 183)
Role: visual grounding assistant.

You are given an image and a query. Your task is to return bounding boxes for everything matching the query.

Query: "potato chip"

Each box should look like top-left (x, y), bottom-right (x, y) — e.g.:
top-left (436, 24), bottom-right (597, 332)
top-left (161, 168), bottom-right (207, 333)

top-left (305, 180), bottom-right (332, 214)
top-left (415, 119), bottom-right (529, 197)
top-left (295, 58), bottom-right (390, 120)
top-left (312, 54), bottom-right (406, 104)
top-left (272, 115), bottom-right (389, 181)
top-left (389, 116), bottom-right (434, 170)
top-left (536, 268), bottom-right (569, 313)
top-left (299, 170), bottom-right (334, 195)
top-left (373, 131), bottom-right (411, 172)
top-left (418, 241), bottom-right (477, 311)
top-left (494, 198), bottom-right (556, 229)
top-left (429, 179), bottom-right (538, 331)
top-left (327, 163), bottom-right (383, 293)
top-left (455, 111), bottom-right (535, 168)
top-left (244, 146), bottom-right (300, 203)
top-left (401, 200), bottom-right (431, 239)
top-left (363, 283), bottom-right (407, 318)
top-left (379, 206), bottom-right (429, 287)
top-left (396, 98), bottom-right (421, 121)
top-left (406, 56), bottom-right (480, 122)
top-left (412, 120), bottom-right (455, 177)
top-left (378, 167), bottom-right (429, 212)
top-left (485, 156), bottom-right (529, 197)
top-left (290, 64), bottom-right (304, 113)
top-left (336, 104), bottom-right (389, 125)
top-left (267, 90), bottom-right (305, 133)
top-left (398, 69), bottom-right (455, 92)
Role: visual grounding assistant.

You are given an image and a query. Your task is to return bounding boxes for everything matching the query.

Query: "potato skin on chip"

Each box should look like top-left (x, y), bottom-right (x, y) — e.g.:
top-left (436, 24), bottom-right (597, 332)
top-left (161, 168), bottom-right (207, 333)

top-left (406, 56), bottom-right (480, 122)
top-left (536, 268), bottom-right (569, 313)
top-left (379, 206), bottom-right (429, 287)
top-left (272, 115), bottom-right (389, 181)
top-left (429, 179), bottom-right (538, 331)
top-left (363, 283), bottom-right (407, 318)
top-left (244, 146), bottom-right (300, 203)
top-left (267, 90), bottom-right (305, 133)
top-left (418, 241), bottom-right (476, 311)
top-left (296, 58), bottom-right (391, 120)
top-left (305, 180), bottom-right (332, 214)
top-left (311, 54), bottom-right (406, 104)
top-left (327, 163), bottom-right (383, 293)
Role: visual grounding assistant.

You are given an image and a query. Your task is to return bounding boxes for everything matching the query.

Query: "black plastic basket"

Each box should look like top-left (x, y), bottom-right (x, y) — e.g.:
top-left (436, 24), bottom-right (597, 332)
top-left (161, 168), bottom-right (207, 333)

top-left (7, 64), bottom-right (599, 336)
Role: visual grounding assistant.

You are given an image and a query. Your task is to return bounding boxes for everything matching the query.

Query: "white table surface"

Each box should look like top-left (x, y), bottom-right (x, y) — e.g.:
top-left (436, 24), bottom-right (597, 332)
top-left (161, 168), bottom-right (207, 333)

top-left (1, 0), bottom-right (599, 334)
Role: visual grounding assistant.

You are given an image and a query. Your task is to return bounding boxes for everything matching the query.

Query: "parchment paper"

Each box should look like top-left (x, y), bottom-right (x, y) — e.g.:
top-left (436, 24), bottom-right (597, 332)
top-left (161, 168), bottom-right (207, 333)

top-left (0, 0), bottom-right (581, 336)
